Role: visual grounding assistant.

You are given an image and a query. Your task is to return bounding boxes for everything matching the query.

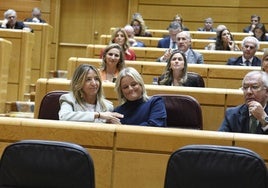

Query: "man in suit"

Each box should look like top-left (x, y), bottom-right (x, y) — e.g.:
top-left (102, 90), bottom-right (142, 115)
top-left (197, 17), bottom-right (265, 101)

top-left (227, 36), bottom-right (261, 66)
top-left (197, 17), bottom-right (216, 32)
top-left (219, 71), bottom-right (268, 134)
top-left (157, 31), bottom-right (204, 64)
top-left (1, 9), bottom-right (32, 31)
top-left (157, 21), bottom-right (181, 49)
top-left (24, 7), bottom-right (46, 23)
top-left (243, 14), bottom-right (260, 33)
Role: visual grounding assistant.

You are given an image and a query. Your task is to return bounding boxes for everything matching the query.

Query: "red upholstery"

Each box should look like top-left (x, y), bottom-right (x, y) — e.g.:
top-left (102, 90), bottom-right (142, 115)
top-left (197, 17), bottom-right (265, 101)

top-left (153, 94), bottom-right (203, 129)
top-left (38, 91), bottom-right (68, 120)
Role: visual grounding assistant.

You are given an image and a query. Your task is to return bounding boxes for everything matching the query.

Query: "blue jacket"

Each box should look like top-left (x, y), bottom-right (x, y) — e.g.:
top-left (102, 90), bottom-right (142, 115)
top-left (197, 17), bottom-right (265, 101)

top-left (114, 96), bottom-right (167, 127)
top-left (218, 103), bottom-right (268, 134)
top-left (227, 56), bottom-right (261, 66)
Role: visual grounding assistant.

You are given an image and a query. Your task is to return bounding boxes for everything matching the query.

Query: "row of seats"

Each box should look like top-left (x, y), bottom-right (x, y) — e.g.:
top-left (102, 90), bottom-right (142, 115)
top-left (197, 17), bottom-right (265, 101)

top-left (0, 117), bottom-right (267, 188)
top-left (100, 34), bottom-right (268, 50)
top-left (67, 57), bottom-right (260, 88)
top-left (1, 140), bottom-right (266, 188)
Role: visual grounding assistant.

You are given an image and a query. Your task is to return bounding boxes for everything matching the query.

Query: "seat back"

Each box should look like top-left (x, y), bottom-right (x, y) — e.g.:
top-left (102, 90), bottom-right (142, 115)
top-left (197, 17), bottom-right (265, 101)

top-left (154, 94), bottom-right (203, 129)
top-left (38, 91), bottom-right (68, 120)
top-left (0, 140), bottom-right (95, 188)
top-left (187, 72), bottom-right (205, 87)
top-left (164, 145), bottom-right (268, 188)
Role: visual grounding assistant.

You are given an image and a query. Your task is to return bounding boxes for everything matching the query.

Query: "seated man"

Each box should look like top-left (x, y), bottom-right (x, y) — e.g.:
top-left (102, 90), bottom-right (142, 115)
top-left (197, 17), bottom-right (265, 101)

top-left (157, 31), bottom-right (204, 64)
top-left (197, 17), bottom-right (216, 32)
top-left (243, 14), bottom-right (260, 33)
top-left (157, 21), bottom-right (181, 49)
top-left (1, 9), bottom-right (31, 31)
top-left (227, 36), bottom-right (261, 66)
top-left (24, 7), bottom-right (46, 23)
top-left (219, 71), bottom-right (268, 134)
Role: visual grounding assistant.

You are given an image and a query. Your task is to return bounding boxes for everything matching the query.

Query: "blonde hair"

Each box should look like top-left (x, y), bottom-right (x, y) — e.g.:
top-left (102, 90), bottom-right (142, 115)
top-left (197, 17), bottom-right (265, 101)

top-left (71, 64), bottom-right (108, 111)
top-left (110, 28), bottom-right (130, 52)
top-left (115, 67), bottom-right (149, 104)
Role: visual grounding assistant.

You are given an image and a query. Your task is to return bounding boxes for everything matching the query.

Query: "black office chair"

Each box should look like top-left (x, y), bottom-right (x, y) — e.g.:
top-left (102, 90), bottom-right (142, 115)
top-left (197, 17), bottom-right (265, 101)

top-left (164, 145), bottom-right (268, 188)
top-left (186, 72), bottom-right (205, 87)
top-left (0, 140), bottom-right (95, 188)
top-left (153, 94), bottom-right (203, 129)
top-left (38, 91), bottom-right (68, 120)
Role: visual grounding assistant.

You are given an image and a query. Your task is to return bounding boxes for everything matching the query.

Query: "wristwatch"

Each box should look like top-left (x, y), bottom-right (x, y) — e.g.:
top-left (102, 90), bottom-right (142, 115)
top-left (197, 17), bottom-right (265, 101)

top-left (265, 116), bottom-right (268, 124)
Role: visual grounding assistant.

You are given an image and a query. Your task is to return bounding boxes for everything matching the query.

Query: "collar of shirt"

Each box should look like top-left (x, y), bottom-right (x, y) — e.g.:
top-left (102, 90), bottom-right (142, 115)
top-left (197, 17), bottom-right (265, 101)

top-left (242, 56), bottom-right (253, 66)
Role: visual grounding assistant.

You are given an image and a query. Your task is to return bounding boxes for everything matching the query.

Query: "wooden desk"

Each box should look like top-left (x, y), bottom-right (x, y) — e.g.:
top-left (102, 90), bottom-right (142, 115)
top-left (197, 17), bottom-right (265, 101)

top-left (0, 38), bottom-right (12, 113)
top-left (0, 29), bottom-right (34, 101)
top-left (34, 78), bottom-right (244, 131)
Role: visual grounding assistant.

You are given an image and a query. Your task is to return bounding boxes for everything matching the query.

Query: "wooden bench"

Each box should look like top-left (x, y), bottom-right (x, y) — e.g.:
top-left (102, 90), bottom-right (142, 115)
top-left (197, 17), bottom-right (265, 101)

top-left (34, 78), bottom-right (245, 131)
top-left (86, 44), bottom-right (264, 64)
top-left (0, 29), bottom-right (34, 101)
top-left (100, 34), bottom-right (268, 51)
top-left (67, 57), bottom-right (260, 89)
top-left (0, 117), bottom-right (267, 188)
top-left (110, 28), bottom-right (252, 40)
top-left (0, 38), bottom-right (12, 113)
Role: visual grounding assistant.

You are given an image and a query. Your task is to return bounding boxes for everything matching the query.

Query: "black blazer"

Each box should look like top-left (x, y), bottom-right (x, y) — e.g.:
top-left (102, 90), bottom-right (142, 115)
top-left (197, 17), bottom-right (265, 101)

top-left (227, 56), bottom-right (261, 66)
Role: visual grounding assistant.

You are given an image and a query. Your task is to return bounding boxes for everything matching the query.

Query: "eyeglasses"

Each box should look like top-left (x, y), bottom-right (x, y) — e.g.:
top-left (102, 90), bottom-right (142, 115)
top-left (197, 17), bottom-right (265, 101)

top-left (251, 19), bottom-right (258, 22)
top-left (241, 85), bottom-right (266, 92)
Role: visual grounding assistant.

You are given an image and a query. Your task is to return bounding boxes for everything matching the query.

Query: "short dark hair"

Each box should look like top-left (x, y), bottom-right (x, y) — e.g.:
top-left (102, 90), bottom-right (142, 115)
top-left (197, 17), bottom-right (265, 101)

top-left (168, 21), bottom-right (181, 30)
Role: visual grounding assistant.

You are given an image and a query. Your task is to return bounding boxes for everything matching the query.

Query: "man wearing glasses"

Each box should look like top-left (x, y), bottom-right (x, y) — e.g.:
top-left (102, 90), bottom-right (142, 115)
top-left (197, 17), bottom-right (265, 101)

top-left (243, 14), bottom-right (260, 33)
top-left (219, 71), bottom-right (268, 134)
top-left (227, 36), bottom-right (261, 66)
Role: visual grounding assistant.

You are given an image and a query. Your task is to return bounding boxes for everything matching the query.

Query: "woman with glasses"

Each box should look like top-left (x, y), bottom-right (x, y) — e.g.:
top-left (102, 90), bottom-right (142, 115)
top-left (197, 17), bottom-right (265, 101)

top-left (219, 71), bottom-right (268, 134)
top-left (59, 64), bottom-right (123, 123)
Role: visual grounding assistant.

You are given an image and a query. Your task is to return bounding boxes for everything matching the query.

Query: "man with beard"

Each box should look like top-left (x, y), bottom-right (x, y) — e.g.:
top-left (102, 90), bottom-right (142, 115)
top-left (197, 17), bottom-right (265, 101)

top-left (219, 71), bottom-right (268, 134)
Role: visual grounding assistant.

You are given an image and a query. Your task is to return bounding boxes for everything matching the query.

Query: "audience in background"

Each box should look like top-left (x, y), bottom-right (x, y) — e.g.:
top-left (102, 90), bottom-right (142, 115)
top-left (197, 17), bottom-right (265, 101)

top-left (253, 23), bottom-right (268, 41)
top-left (114, 67), bottom-right (167, 127)
top-left (158, 50), bottom-right (204, 87)
top-left (219, 71), bottom-right (268, 134)
top-left (130, 13), bottom-right (152, 37)
top-left (59, 64), bottom-right (123, 123)
top-left (243, 14), bottom-right (261, 33)
top-left (157, 21), bottom-right (182, 49)
top-left (1, 9), bottom-right (31, 31)
top-left (197, 17), bottom-right (216, 32)
top-left (24, 7), bottom-right (46, 23)
top-left (157, 31), bottom-right (204, 64)
top-left (261, 48), bottom-right (268, 73)
top-left (172, 14), bottom-right (189, 31)
top-left (99, 43), bottom-right (125, 82)
top-left (124, 25), bottom-right (145, 47)
top-left (227, 36), bottom-right (261, 66)
top-left (206, 28), bottom-right (240, 51)
top-left (100, 28), bottom-right (136, 60)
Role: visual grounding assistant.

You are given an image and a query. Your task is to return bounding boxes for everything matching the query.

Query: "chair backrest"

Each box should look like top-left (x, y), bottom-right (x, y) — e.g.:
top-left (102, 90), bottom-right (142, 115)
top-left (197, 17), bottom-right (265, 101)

top-left (187, 72), bottom-right (205, 87)
top-left (0, 140), bottom-right (95, 188)
top-left (153, 94), bottom-right (203, 129)
top-left (38, 91), bottom-right (68, 120)
top-left (164, 145), bottom-right (268, 188)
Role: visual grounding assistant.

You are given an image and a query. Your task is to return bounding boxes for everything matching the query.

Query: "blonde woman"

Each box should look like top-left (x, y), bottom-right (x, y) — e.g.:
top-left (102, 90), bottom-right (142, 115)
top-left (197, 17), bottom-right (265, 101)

top-left (59, 64), bottom-right (123, 123)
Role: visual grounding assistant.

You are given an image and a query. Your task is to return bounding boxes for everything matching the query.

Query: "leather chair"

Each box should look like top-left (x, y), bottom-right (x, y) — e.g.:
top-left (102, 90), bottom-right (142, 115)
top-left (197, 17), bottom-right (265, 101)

top-left (0, 140), bottom-right (95, 188)
top-left (153, 94), bottom-right (203, 129)
top-left (187, 72), bottom-right (205, 87)
top-left (164, 145), bottom-right (268, 188)
top-left (38, 91), bottom-right (68, 120)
